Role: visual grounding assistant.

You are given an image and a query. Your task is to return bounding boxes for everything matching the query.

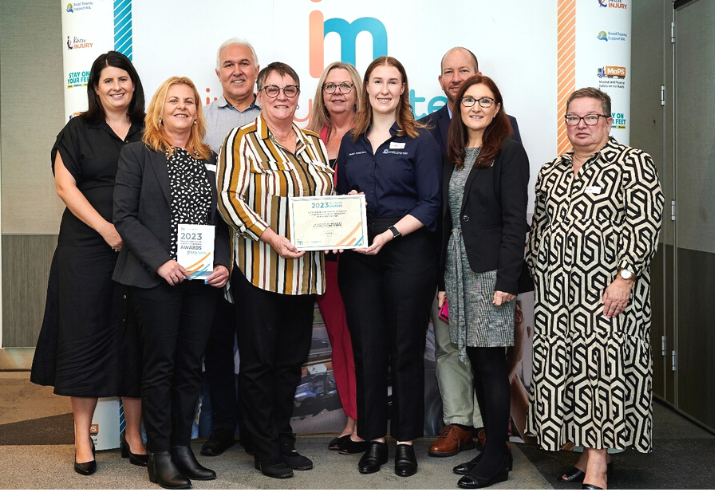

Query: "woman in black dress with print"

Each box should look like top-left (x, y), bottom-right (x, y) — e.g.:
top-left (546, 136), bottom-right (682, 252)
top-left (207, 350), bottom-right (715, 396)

top-left (31, 51), bottom-right (147, 475)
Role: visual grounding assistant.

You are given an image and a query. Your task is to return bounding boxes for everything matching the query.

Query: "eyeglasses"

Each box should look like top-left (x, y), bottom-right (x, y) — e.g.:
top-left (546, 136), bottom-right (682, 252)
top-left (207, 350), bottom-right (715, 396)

top-left (323, 82), bottom-right (354, 94)
top-left (460, 96), bottom-right (495, 109)
top-left (564, 114), bottom-right (609, 126)
top-left (260, 84), bottom-right (300, 98)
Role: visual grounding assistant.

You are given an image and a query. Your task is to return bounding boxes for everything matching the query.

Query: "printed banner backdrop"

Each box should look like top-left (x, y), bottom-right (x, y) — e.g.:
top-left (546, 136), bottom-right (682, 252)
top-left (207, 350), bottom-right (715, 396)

top-left (61, 0), bottom-right (632, 436)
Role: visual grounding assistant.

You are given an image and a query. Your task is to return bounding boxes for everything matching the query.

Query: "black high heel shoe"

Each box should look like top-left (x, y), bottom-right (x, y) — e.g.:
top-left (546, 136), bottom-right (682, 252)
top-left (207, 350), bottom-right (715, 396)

top-left (121, 432), bottom-right (149, 467)
top-left (74, 438), bottom-right (96, 476)
top-left (558, 461), bottom-right (613, 483)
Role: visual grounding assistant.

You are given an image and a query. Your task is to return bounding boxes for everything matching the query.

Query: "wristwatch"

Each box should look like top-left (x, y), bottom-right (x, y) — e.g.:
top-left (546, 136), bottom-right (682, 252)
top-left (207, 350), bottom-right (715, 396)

top-left (619, 268), bottom-right (634, 281)
top-left (388, 225), bottom-right (401, 239)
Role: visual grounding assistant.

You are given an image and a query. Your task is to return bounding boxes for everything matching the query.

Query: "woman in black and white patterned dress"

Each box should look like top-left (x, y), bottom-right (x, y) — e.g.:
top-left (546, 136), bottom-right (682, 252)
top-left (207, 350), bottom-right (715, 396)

top-left (438, 75), bottom-right (529, 489)
top-left (113, 77), bottom-right (231, 489)
top-left (525, 87), bottom-right (664, 490)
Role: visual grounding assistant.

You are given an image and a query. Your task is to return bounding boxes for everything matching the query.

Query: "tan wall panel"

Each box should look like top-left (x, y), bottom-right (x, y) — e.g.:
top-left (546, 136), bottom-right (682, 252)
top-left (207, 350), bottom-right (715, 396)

top-left (1, 235), bottom-right (56, 347)
top-left (1, 0), bottom-right (66, 234)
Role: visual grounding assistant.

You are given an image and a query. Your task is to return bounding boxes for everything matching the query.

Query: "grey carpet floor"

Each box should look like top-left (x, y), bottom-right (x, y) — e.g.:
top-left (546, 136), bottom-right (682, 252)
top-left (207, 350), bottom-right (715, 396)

top-left (1, 372), bottom-right (713, 489)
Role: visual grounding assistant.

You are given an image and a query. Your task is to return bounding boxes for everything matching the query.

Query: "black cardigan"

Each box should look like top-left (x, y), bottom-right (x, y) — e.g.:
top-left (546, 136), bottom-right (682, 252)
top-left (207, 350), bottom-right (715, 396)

top-left (439, 138), bottom-right (530, 295)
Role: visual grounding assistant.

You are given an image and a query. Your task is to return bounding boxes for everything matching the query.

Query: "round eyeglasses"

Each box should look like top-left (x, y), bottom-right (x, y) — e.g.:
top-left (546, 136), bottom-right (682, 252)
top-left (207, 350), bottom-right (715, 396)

top-left (260, 84), bottom-right (300, 98)
top-left (323, 82), bottom-right (354, 94)
top-left (460, 96), bottom-right (495, 109)
top-left (564, 114), bottom-right (609, 126)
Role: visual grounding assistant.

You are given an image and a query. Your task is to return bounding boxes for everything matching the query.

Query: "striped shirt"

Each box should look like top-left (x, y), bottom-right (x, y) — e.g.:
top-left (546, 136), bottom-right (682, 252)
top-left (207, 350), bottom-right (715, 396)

top-left (217, 114), bottom-right (334, 295)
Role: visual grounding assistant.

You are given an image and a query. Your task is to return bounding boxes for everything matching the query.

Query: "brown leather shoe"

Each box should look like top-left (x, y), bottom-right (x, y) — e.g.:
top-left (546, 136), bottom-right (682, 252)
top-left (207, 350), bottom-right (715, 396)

top-left (428, 424), bottom-right (475, 457)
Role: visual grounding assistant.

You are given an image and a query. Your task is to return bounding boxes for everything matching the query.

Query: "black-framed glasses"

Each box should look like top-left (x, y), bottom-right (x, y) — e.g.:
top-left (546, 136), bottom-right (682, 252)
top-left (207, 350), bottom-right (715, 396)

top-left (323, 82), bottom-right (354, 94)
top-left (460, 96), bottom-right (495, 109)
top-left (564, 114), bottom-right (609, 126)
top-left (260, 84), bottom-right (300, 98)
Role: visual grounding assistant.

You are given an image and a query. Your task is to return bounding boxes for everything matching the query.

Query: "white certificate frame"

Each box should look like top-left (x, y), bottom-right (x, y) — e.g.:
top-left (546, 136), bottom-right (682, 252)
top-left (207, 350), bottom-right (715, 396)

top-left (288, 195), bottom-right (368, 251)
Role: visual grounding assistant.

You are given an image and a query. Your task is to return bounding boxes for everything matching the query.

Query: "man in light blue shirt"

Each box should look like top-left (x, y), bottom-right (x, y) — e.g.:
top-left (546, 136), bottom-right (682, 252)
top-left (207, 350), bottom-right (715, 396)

top-left (201, 38), bottom-right (261, 458)
top-left (203, 38), bottom-right (261, 153)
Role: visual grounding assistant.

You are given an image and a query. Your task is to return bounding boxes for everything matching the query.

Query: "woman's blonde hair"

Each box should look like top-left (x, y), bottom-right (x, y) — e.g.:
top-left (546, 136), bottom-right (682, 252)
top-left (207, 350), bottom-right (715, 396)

top-left (352, 56), bottom-right (423, 141)
top-left (143, 76), bottom-right (212, 160)
top-left (308, 62), bottom-right (363, 140)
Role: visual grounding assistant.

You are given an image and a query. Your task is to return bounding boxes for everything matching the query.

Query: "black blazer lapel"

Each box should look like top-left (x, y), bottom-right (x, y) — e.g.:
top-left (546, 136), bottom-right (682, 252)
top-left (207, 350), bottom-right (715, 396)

top-left (148, 150), bottom-right (172, 205)
top-left (461, 164), bottom-right (481, 213)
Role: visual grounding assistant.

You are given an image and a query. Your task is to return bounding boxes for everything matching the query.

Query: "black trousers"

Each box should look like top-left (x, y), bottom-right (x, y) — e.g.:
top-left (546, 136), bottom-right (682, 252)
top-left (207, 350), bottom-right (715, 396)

top-left (338, 224), bottom-right (436, 442)
top-left (132, 280), bottom-right (220, 452)
top-left (232, 272), bottom-right (314, 461)
top-left (203, 298), bottom-right (239, 432)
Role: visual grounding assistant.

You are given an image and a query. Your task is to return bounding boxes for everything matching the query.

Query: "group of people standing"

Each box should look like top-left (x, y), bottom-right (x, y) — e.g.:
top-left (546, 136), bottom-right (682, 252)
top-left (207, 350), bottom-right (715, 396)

top-left (30, 36), bottom-right (663, 490)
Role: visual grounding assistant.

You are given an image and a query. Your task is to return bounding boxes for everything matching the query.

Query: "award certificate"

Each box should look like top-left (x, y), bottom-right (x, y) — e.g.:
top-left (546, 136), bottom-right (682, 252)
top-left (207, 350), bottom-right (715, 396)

top-left (289, 195), bottom-right (368, 251)
top-left (177, 224), bottom-right (215, 280)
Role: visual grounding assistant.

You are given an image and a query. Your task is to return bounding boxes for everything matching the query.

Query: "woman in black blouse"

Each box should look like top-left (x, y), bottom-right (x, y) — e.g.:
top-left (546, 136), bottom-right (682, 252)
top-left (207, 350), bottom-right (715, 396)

top-left (31, 51), bottom-right (147, 476)
top-left (113, 76), bottom-right (230, 489)
top-left (336, 56), bottom-right (441, 477)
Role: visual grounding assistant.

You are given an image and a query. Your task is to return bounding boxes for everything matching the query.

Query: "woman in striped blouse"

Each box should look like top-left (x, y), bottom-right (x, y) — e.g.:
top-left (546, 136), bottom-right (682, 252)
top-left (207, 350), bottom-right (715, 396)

top-left (216, 62), bottom-right (334, 480)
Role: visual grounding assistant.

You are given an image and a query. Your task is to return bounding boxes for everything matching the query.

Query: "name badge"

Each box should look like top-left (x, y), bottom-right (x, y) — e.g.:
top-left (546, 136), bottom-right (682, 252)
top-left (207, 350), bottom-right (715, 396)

top-left (389, 142), bottom-right (406, 149)
top-left (585, 186), bottom-right (602, 194)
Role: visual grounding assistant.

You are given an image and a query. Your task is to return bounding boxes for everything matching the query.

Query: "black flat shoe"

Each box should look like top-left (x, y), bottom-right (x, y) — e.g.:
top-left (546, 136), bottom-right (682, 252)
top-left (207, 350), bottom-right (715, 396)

top-left (281, 450), bottom-right (313, 470)
top-left (559, 462), bottom-right (613, 483)
top-left (121, 432), bottom-right (148, 466)
top-left (171, 446), bottom-right (215, 480)
top-left (582, 485), bottom-right (603, 489)
top-left (358, 441), bottom-right (388, 474)
top-left (200, 428), bottom-right (235, 456)
top-left (255, 457), bottom-right (294, 479)
top-left (394, 444), bottom-right (417, 477)
top-left (329, 434), bottom-right (351, 450)
top-left (339, 437), bottom-right (371, 454)
top-left (453, 448), bottom-right (513, 475)
top-left (458, 469), bottom-right (508, 489)
top-left (147, 451), bottom-right (191, 489)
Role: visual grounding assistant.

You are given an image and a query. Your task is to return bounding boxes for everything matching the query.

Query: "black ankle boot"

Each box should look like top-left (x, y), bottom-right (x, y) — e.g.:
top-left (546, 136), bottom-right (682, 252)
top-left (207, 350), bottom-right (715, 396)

top-left (171, 446), bottom-right (216, 480)
top-left (147, 452), bottom-right (191, 489)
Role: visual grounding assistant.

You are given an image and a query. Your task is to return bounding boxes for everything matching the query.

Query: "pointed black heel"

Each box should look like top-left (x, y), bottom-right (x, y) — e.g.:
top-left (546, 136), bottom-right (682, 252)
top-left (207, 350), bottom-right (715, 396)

top-left (121, 431), bottom-right (149, 466)
top-left (74, 437), bottom-right (96, 476)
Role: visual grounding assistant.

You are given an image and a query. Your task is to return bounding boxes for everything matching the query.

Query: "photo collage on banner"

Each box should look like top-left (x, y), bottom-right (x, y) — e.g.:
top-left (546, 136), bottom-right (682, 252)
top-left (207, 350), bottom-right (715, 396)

top-left (60, 0), bottom-right (630, 440)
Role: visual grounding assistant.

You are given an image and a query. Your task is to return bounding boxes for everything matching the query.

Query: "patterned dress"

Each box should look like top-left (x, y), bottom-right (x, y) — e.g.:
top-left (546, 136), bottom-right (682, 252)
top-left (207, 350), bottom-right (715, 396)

top-left (445, 148), bottom-right (515, 364)
top-left (525, 138), bottom-right (664, 453)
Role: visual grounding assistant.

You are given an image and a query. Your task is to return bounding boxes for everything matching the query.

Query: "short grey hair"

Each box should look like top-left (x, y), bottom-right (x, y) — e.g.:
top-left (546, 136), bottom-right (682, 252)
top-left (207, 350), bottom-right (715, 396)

top-left (215, 38), bottom-right (258, 71)
top-left (566, 87), bottom-right (611, 116)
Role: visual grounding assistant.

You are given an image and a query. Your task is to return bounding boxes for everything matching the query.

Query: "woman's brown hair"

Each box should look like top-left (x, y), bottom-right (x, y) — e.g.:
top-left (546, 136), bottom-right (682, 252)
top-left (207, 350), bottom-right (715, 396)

top-left (352, 56), bottom-right (424, 141)
top-left (447, 75), bottom-right (512, 168)
top-left (143, 76), bottom-right (212, 160)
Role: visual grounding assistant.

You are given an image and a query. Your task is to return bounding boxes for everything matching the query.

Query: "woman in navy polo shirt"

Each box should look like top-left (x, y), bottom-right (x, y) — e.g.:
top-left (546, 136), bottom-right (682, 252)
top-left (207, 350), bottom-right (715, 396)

top-left (336, 56), bottom-right (441, 477)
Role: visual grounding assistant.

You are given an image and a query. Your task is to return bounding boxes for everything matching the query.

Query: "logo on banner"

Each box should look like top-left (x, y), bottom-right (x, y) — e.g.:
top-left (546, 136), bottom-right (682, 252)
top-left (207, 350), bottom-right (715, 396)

top-left (66, 36), bottom-right (93, 50)
top-left (598, 0), bottom-right (628, 9)
top-left (611, 111), bottom-right (627, 129)
top-left (597, 66), bottom-right (626, 78)
top-left (308, 5), bottom-right (387, 78)
top-left (67, 70), bottom-right (90, 88)
top-left (66, 1), bottom-right (93, 13)
top-left (303, 0), bottom-right (443, 120)
top-left (597, 31), bottom-right (628, 42)
top-left (597, 66), bottom-right (626, 90)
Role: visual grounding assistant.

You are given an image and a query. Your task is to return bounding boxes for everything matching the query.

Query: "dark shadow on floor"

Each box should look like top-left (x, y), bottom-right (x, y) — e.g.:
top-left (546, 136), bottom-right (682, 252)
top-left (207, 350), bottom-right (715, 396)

top-left (0, 413), bottom-right (73, 445)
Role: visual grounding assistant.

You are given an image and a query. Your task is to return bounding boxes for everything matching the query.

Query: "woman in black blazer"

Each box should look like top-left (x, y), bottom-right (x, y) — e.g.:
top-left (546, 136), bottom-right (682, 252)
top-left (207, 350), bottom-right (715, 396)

top-left (113, 76), bottom-right (230, 490)
top-left (437, 75), bottom-right (529, 489)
